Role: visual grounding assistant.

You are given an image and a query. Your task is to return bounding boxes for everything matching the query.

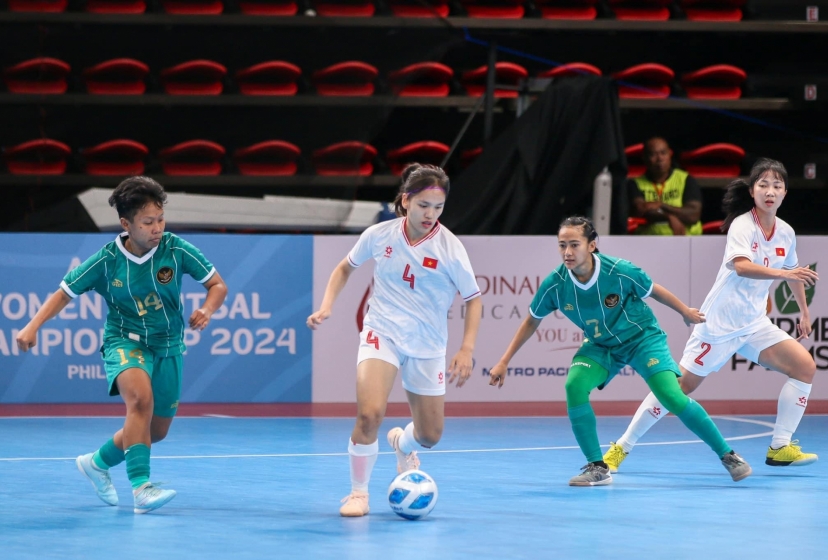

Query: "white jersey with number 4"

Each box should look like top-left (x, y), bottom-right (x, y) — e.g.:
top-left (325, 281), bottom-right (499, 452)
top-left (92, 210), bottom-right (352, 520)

top-left (348, 217), bottom-right (481, 359)
top-left (694, 208), bottom-right (798, 343)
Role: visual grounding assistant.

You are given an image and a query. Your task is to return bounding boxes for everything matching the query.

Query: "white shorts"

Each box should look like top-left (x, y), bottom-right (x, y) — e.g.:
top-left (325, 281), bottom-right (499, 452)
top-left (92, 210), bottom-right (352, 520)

top-left (679, 319), bottom-right (793, 377)
top-left (356, 328), bottom-right (446, 397)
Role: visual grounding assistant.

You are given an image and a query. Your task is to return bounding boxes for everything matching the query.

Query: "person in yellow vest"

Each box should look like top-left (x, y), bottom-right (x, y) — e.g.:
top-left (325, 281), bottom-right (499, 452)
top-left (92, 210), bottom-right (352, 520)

top-left (628, 137), bottom-right (703, 235)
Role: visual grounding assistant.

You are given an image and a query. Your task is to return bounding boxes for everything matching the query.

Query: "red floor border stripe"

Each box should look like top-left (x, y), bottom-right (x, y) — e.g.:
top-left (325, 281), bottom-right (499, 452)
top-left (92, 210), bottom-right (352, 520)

top-left (2, 401), bottom-right (827, 417)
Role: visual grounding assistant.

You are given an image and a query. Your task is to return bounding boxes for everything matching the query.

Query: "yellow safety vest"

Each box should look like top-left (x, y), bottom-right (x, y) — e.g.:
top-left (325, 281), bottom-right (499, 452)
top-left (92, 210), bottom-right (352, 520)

top-left (634, 169), bottom-right (702, 235)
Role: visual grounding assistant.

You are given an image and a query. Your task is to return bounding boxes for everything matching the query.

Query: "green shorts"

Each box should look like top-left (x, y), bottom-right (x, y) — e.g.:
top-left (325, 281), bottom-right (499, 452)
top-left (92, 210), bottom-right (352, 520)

top-left (573, 330), bottom-right (680, 390)
top-left (101, 339), bottom-right (183, 418)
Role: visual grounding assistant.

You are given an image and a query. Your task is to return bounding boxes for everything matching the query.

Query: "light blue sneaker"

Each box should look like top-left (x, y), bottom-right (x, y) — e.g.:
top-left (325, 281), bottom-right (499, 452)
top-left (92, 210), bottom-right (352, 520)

top-left (76, 453), bottom-right (118, 506)
top-left (133, 482), bottom-right (176, 514)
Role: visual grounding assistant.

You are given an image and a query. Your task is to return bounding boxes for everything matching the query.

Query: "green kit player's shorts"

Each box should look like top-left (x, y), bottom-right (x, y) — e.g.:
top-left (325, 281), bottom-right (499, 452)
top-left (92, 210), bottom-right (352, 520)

top-left (101, 339), bottom-right (183, 418)
top-left (572, 329), bottom-right (680, 389)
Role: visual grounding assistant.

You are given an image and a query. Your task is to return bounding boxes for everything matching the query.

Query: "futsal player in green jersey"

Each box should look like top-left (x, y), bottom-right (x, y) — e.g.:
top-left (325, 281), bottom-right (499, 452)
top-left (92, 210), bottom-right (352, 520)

top-left (16, 176), bottom-right (228, 513)
top-left (488, 216), bottom-right (751, 486)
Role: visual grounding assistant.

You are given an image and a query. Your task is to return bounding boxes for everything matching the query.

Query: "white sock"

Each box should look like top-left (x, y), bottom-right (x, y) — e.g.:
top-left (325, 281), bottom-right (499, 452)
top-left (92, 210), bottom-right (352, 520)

top-left (771, 379), bottom-right (812, 449)
top-left (398, 422), bottom-right (418, 454)
top-left (348, 439), bottom-right (378, 493)
top-left (616, 392), bottom-right (669, 453)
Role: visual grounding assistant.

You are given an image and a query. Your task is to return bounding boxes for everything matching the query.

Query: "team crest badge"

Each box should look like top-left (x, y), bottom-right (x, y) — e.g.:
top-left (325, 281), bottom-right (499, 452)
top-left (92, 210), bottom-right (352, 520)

top-left (604, 294), bottom-right (620, 308)
top-left (156, 267), bottom-right (174, 284)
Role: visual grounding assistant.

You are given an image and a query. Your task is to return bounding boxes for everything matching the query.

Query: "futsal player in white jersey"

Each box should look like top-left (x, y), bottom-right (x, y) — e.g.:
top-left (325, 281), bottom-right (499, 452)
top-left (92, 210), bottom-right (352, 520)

top-left (605, 158), bottom-right (819, 472)
top-left (307, 163), bottom-right (482, 517)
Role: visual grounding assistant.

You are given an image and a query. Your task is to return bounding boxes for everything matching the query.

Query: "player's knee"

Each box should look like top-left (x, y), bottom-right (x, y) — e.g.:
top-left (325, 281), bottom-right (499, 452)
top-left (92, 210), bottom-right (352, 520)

top-left (416, 426), bottom-right (442, 448)
top-left (355, 408), bottom-right (384, 433)
top-left (794, 360), bottom-right (816, 384)
top-left (564, 376), bottom-right (590, 402)
top-left (150, 426), bottom-right (170, 443)
top-left (123, 390), bottom-right (153, 416)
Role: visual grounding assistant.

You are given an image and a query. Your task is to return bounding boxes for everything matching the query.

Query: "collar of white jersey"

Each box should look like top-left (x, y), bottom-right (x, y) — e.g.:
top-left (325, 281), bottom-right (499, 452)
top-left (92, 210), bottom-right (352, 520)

top-left (116, 232), bottom-right (159, 264)
top-left (568, 253), bottom-right (601, 291)
top-left (401, 218), bottom-right (441, 247)
top-left (750, 208), bottom-right (777, 242)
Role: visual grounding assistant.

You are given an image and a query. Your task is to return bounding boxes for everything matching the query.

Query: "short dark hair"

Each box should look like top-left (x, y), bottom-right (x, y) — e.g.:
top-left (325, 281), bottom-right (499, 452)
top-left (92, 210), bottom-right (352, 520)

top-left (108, 176), bottom-right (167, 221)
top-left (643, 136), bottom-right (670, 156)
top-left (393, 163), bottom-right (450, 217)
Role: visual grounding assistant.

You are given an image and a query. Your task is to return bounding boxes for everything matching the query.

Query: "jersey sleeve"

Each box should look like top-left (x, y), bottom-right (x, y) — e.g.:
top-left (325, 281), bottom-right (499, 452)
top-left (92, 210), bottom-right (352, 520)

top-left (447, 241), bottom-right (481, 301)
top-left (174, 236), bottom-right (216, 283)
top-left (783, 234), bottom-right (799, 270)
top-left (616, 260), bottom-right (654, 299)
top-left (60, 247), bottom-right (110, 299)
top-left (529, 272), bottom-right (560, 319)
top-left (682, 175), bottom-right (702, 204)
top-left (347, 225), bottom-right (377, 268)
top-left (724, 218), bottom-right (754, 266)
top-left (626, 178), bottom-right (645, 204)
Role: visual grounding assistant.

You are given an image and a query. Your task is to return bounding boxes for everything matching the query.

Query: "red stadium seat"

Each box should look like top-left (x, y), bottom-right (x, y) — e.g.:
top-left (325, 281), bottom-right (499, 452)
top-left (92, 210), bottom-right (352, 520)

top-left (161, 0), bottom-right (223, 13)
top-left (679, 143), bottom-right (745, 178)
top-left (681, 64), bottom-right (746, 99)
top-left (81, 139), bottom-right (149, 176)
top-left (625, 143), bottom-right (646, 177)
top-left (627, 217), bottom-right (647, 233)
top-left (680, 0), bottom-right (744, 21)
top-left (312, 141), bottom-right (377, 176)
top-left (312, 62), bottom-right (378, 96)
top-left (233, 141), bottom-right (301, 176)
top-left (388, 63), bottom-right (453, 97)
top-left (312, 0), bottom-right (375, 16)
top-left (702, 220), bottom-right (725, 234)
top-left (159, 140), bottom-right (225, 175)
top-left (238, 0), bottom-right (298, 14)
top-left (460, 147), bottom-right (483, 168)
top-left (85, 0), bottom-right (146, 13)
top-left (236, 61), bottom-right (302, 96)
top-left (3, 139), bottom-right (71, 175)
top-left (462, 62), bottom-right (528, 98)
top-left (83, 59), bottom-right (149, 95)
top-left (609, 0), bottom-right (671, 20)
top-left (460, 0), bottom-right (524, 18)
top-left (3, 58), bottom-right (70, 94)
top-left (612, 63), bottom-right (674, 99)
top-left (388, 0), bottom-right (448, 17)
top-left (160, 60), bottom-right (227, 95)
top-left (8, 0), bottom-right (67, 12)
top-left (537, 62), bottom-right (602, 79)
top-left (535, 0), bottom-right (597, 20)
top-left (387, 141), bottom-right (450, 176)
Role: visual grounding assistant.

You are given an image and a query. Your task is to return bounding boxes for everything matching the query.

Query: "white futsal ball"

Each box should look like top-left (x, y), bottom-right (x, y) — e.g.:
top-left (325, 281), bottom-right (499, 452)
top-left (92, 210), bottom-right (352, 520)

top-left (387, 470), bottom-right (439, 520)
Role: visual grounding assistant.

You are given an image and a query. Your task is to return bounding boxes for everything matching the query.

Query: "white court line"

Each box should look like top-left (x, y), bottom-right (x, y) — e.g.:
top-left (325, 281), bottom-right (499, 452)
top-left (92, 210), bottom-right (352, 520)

top-left (0, 416), bottom-right (774, 462)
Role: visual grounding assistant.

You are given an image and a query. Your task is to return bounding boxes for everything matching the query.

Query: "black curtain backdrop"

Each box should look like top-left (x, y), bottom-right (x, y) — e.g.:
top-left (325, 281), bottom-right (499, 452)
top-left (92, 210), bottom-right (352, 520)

top-left (441, 75), bottom-right (629, 235)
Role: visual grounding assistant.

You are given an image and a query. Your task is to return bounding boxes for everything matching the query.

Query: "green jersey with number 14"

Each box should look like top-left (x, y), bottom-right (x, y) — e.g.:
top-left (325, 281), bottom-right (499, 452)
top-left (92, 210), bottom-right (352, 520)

top-left (60, 232), bottom-right (215, 357)
top-left (529, 253), bottom-right (662, 348)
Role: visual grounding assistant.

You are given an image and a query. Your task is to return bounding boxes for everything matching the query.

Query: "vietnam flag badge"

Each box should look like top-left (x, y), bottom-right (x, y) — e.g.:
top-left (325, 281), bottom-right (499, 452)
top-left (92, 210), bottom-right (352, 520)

top-left (423, 257), bottom-right (438, 269)
top-left (776, 248), bottom-right (785, 256)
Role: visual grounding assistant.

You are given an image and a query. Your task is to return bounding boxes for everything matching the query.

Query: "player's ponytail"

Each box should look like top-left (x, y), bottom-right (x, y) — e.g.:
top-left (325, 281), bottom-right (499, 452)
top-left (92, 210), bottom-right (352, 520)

top-left (393, 163), bottom-right (450, 217)
top-left (721, 158), bottom-right (788, 231)
top-left (559, 216), bottom-right (599, 253)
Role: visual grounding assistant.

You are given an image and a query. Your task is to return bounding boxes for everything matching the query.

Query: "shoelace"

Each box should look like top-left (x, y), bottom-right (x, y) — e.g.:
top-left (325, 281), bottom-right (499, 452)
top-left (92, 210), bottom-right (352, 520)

top-left (341, 492), bottom-right (367, 504)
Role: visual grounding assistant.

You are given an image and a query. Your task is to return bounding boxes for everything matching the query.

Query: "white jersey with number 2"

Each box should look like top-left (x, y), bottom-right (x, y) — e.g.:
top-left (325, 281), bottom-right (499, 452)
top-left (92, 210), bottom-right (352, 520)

top-left (348, 217), bottom-right (481, 359)
top-left (694, 208), bottom-right (799, 343)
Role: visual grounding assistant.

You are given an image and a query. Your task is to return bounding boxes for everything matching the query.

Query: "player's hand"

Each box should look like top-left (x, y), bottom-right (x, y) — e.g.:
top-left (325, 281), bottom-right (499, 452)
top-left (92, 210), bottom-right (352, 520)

top-left (189, 308), bottom-right (212, 331)
top-left (682, 308), bottom-right (705, 326)
top-left (306, 309), bottom-right (331, 330)
top-left (448, 348), bottom-right (473, 388)
top-left (784, 267), bottom-right (819, 286)
top-left (16, 324), bottom-right (38, 352)
top-left (488, 362), bottom-right (508, 389)
top-left (797, 313), bottom-right (813, 340)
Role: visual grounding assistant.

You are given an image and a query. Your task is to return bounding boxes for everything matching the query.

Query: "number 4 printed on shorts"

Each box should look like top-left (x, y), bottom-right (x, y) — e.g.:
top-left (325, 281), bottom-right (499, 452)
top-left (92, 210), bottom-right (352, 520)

top-left (366, 330), bottom-right (379, 350)
top-left (694, 342), bottom-right (712, 366)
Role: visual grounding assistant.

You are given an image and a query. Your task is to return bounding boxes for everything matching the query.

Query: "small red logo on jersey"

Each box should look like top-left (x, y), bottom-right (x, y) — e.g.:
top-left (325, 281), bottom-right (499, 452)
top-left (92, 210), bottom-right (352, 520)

top-left (751, 242), bottom-right (758, 252)
top-left (438, 372), bottom-right (444, 384)
top-left (798, 396), bottom-right (807, 407)
top-left (776, 248), bottom-right (785, 256)
top-left (423, 257), bottom-right (438, 269)
top-left (384, 246), bottom-right (393, 258)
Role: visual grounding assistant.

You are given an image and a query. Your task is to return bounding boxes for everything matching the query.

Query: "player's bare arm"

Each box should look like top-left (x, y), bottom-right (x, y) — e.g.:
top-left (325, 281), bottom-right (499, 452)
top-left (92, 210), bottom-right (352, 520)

top-left (307, 257), bottom-right (356, 329)
top-left (189, 271), bottom-right (228, 331)
top-left (448, 296), bottom-right (482, 388)
top-left (16, 289), bottom-right (72, 352)
top-left (489, 314), bottom-right (543, 388)
top-left (649, 283), bottom-right (705, 326)
top-left (731, 257), bottom-right (819, 286)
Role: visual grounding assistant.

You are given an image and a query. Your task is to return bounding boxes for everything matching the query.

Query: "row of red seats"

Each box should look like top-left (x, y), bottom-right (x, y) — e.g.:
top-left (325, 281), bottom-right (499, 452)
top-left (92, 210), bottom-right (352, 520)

top-left (628, 217), bottom-right (726, 234)
top-left (0, 138), bottom-right (463, 176)
top-left (5, 0), bottom-right (745, 21)
top-left (2, 138), bottom-right (744, 177)
top-left (2, 58), bottom-right (748, 99)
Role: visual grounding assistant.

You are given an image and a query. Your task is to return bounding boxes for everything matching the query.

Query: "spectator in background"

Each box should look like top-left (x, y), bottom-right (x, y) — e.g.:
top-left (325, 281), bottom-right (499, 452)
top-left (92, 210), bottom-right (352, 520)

top-left (628, 137), bottom-right (703, 235)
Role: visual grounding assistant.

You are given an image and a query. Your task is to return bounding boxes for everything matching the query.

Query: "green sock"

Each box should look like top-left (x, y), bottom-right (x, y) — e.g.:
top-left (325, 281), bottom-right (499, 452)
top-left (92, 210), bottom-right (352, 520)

top-left (92, 438), bottom-right (125, 470)
top-left (677, 399), bottom-right (732, 458)
top-left (568, 403), bottom-right (603, 463)
top-left (125, 444), bottom-right (151, 490)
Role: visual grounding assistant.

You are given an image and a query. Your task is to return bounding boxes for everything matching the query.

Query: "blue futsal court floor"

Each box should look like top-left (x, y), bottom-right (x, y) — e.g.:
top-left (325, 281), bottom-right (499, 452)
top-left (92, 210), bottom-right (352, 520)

top-left (1, 415), bottom-right (826, 559)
